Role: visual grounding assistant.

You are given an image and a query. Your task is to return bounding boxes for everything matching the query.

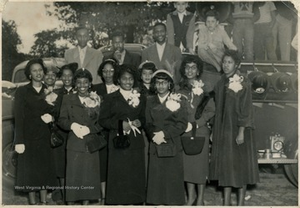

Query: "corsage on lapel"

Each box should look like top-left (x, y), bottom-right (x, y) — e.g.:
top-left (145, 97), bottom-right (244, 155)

top-left (82, 91), bottom-right (101, 108)
top-left (128, 90), bottom-right (140, 108)
top-left (44, 87), bottom-right (58, 106)
top-left (82, 91), bottom-right (101, 118)
top-left (192, 80), bottom-right (204, 96)
top-left (166, 93), bottom-right (181, 112)
top-left (228, 74), bottom-right (244, 93)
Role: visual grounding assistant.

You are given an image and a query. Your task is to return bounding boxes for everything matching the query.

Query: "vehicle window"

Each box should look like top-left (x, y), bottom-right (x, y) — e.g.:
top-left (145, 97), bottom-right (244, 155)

top-left (13, 69), bottom-right (29, 83)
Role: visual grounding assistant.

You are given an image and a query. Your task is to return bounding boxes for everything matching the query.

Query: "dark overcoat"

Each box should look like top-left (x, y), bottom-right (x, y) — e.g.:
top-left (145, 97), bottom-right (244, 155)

top-left (98, 90), bottom-right (146, 205)
top-left (14, 83), bottom-right (57, 192)
top-left (58, 93), bottom-right (102, 201)
top-left (145, 94), bottom-right (188, 205)
top-left (210, 72), bottom-right (259, 187)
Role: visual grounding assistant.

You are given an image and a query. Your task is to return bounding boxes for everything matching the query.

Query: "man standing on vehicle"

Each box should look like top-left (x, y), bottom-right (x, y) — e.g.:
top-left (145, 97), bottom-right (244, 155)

top-left (103, 30), bottom-right (141, 69)
top-left (65, 26), bottom-right (103, 84)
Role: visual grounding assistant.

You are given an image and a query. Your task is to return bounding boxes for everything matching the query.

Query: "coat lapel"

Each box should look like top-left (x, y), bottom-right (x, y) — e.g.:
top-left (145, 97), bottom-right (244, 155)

top-left (151, 45), bottom-right (161, 65)
top-left (70, 93), bottom-right (85, 108)
top-left (161, 44), bottom-right (170, 64)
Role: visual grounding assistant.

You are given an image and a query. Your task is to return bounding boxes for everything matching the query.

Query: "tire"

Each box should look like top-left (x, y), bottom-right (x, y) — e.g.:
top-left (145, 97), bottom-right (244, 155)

top-left (284, 140), bottom-right (298, 187)
top-left (2, 143), bottom-right (17, 179)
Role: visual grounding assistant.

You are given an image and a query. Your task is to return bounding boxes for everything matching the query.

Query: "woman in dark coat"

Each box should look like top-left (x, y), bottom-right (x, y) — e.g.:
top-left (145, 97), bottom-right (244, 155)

top-left (14, 58), bottom-right (57, 205)
top-left (209, 50), bottom-right (259, 206)
top-left (177, 55), bottom-right (215, 205)
top-left (58, 68), bottom-right (102, 205)
top-left (98, 64), bottom-right (146, 205)
top-left (145, 69), bottom-right (188, 205)
top-left (51, 63), bottom-right (78, 204)
top-left (91, 59), bottom-right (119, 203)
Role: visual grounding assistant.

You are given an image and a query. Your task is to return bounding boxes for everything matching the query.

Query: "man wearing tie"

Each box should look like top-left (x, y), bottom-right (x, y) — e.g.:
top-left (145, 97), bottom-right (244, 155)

top-left (103, 30), bottom-right (141, 69)
top-left (64, 27), bottom-right (103, 84)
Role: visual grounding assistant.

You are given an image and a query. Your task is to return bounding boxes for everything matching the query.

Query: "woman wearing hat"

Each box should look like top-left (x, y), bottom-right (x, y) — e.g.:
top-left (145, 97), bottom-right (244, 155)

top-left (177, 55), bottom-right (215, 205)
top-left (145, 69), bottom-right (188, 205)
top-left (92, 59), bottom-right (119, 203)
top-left (210, 50), bottom-right (259, 206)
top-left (14, 58), bottom-right (57, 205)
top-left (50, 62), bottom-right (78, 204)
top-left (58, 68), bottom-right (102, 205)
top-left (98, 64), bottom-right (146, 205)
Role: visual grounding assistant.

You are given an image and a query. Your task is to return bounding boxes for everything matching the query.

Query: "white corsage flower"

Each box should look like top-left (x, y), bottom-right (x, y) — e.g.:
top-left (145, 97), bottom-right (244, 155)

top-left (44, 88), bottom-right (58, 106)
top-left (128, 90), bottom-right (140, 108)
top-left (83, 91), bottom-right (101, 108)
top-left (192, 80), bottom-right (204, 96)
top-left (228, 74), bottom-right (244, 93)
top-left (166, 93), bottom-right (181, 112)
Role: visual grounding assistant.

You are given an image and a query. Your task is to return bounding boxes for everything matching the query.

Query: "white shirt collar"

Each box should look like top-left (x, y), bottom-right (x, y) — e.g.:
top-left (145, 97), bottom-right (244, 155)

top-left (156, 42), bottom-right (166, 61)
top-left (158, 92), bottom-right (170, 103)
top-left (119, 88), bottom-right (132, 100)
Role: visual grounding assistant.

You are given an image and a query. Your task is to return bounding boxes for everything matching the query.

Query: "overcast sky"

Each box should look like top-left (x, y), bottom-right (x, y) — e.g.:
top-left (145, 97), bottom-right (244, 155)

top-left (2, 1), bottom-right (62, 54)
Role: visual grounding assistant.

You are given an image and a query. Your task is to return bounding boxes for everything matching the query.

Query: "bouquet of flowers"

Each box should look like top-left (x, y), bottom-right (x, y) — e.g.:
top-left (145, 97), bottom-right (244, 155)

top-left (192, 80), bottom-right (204, 96)
top-left (82, 91), bottom-right (101, 118)
top-left (128, 90), bottom-right (140, 108)
top-left (228, 74), bottom-right (244, 93)
top-left (166, 93), bottom-right (181, 112)
top-left (44, 87), bottom-right (58, 106)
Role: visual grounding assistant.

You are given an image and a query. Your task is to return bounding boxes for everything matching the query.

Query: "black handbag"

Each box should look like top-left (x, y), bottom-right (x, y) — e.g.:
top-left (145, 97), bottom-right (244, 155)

top-left (85, 132), bottom-right (107, 153)
top-left (49, 122), bottom-right (64, 148)
top-left (113, 120), bottom-right (130, 149)
top-left (181, 122), bottom-right (205, 155)
top-left (155, 139), bottom-right (176, 158)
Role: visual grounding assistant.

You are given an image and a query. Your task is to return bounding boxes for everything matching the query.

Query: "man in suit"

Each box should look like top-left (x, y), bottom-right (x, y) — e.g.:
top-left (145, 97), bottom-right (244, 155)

top-left (142, 23), bottom-right (182, 84)
top-left (103, 31), bottom-right (141, 69)
top-left (64, 27), bottom-right (103, 84)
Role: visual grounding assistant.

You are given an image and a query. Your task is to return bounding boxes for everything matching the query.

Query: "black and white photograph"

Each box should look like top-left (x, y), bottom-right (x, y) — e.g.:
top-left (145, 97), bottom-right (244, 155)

top-left (1, 0), bottom-right (299, 206)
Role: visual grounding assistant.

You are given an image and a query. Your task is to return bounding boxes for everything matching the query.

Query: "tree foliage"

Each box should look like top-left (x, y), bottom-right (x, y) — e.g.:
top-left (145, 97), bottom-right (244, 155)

top-left (2, 20), bottom-right (28, 80)
top-left (29, 2), bottom-right (175, 57)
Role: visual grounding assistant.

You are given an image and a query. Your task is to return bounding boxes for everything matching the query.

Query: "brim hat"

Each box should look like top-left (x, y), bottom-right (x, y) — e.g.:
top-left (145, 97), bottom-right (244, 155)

top-left (152, 69), bottom-right (173, 81)
top-left (57, 62), bottom-right (78, 77)
top-left (138, 60), bottom-right (157, 71)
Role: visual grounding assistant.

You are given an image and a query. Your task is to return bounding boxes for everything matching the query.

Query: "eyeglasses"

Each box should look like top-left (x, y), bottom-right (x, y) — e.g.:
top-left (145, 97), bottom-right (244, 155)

top-left (185, 65), bottom-right (198, 70)
top-left (155, 80), bottom-right (169, 86)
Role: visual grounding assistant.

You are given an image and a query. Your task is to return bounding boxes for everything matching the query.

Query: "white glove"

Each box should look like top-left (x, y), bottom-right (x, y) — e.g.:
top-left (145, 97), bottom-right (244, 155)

top-left (71, 122), bottom-right (85, 139)
top-left (152, 131), bottom-right (166, 145)
top-left (15, 144), bottom-right (25, 154)
top-left (41, 113), bottom-right (53, 123)
top-left (185, 122), bottom-right (193, 133)
top-left (81, 126), bottom-right (90, 137)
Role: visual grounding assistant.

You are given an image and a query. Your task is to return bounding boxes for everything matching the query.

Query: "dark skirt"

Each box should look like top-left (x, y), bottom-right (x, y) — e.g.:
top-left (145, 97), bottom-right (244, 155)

top-left (183, 129), bottom-right (210, 184)
top-left (99, 131), bottom-right (108, 182)
top-left (16, 137), bottom-right (57, 192)
top-left (106, 148), bottom-right (146, 205)
top-left (147, 145), bottom-right (185, 205)
top-left (65, 150), bottom-right (101, 202)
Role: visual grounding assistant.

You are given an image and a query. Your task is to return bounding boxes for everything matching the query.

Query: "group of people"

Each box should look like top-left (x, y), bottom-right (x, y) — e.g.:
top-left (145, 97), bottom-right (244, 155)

top-left (14, 2), bottom-right (262, 206)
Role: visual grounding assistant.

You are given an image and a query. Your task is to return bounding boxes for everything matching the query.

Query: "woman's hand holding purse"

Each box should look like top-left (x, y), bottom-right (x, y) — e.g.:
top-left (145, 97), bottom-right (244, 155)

top-left (15, 144), bottom-right (25, 154)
